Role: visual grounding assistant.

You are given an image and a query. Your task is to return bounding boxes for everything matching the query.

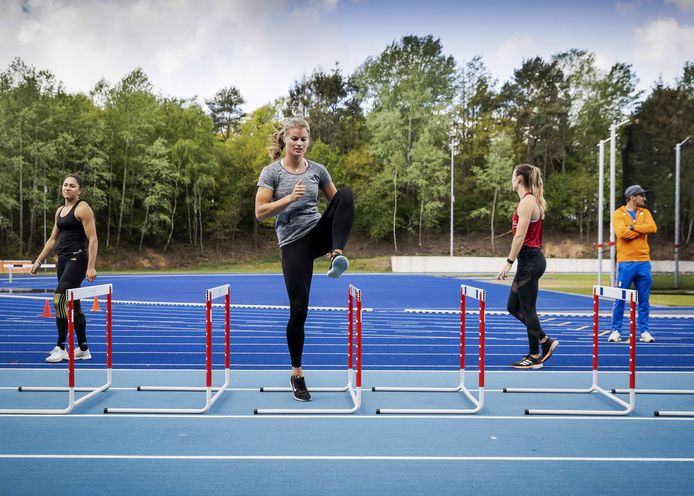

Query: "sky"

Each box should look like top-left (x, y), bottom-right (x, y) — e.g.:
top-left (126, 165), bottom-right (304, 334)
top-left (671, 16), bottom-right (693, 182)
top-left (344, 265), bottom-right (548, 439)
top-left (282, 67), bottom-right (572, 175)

top-left (1, 0), bottom-right (693, 112)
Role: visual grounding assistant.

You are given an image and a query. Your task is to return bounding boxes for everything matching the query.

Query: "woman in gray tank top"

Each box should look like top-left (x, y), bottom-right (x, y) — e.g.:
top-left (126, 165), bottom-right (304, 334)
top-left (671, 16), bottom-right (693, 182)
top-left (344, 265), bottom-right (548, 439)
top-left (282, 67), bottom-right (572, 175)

top-left (256, 117), bottom-right (355, 401)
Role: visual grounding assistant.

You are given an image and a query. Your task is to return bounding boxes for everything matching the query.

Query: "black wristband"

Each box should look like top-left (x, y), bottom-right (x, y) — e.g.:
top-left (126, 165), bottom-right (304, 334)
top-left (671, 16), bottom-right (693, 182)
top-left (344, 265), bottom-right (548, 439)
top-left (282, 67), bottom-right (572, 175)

top-left (35, 260), bottom-right (42, 266)
top-left (506, 258), bottom-right (515, 265)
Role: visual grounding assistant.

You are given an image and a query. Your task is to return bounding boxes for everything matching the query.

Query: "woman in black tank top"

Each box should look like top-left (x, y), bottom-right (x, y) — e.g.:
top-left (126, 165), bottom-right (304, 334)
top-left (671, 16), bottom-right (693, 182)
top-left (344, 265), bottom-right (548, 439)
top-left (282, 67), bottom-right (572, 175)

top-left (30, 174), bottom-right (99, 363)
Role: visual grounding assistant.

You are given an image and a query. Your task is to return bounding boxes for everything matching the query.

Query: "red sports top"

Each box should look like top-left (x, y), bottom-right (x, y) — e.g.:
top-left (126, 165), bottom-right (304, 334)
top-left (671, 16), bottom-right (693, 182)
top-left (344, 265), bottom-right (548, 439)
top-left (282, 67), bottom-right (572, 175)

top-left (512, 193), bottom-right (543, 248)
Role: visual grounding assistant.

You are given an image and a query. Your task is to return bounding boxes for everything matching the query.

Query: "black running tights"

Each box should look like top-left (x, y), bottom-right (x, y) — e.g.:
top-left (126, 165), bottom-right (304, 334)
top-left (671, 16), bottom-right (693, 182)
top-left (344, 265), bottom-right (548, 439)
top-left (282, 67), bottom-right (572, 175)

top-left (280, 188), bottom-right (355, 367)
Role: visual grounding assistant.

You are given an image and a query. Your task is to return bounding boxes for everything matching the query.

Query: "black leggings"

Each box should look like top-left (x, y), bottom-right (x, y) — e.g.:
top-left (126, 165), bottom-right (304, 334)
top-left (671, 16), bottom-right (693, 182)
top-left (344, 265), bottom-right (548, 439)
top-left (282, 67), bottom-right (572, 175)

top-left (280, 188), bottom-right (355, 368)
top-left (507, 247), bottom-right (546, 355)
top-left (54, 251), bottom-right (88, 350)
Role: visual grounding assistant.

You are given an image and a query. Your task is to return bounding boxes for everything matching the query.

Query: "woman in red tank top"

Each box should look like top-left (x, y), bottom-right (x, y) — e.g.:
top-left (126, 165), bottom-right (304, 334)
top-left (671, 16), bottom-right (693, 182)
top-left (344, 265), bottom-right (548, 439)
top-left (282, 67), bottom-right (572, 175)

top-left (497, 164), bottom-right (558, 369)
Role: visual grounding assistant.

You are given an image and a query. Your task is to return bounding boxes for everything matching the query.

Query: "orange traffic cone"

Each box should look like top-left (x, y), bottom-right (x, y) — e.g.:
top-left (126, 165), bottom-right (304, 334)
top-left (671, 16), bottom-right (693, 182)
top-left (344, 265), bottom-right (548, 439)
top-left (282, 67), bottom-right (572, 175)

top-left (90, 296), bottom-right (101, 312)
top-left (39, 299), bottom-right (54, 318)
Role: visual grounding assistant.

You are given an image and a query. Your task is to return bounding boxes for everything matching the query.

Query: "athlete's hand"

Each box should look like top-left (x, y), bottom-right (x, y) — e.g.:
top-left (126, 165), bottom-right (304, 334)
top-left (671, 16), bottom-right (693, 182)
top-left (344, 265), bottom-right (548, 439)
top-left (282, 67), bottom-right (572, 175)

top-left (496, 262), bottom-right (512, 281)
top-left (30, 261), bottom-right (41, 276)
top-left (290, 180), bottom-right (305, 202)
top-left (86, 268), bottom-right (97, 282)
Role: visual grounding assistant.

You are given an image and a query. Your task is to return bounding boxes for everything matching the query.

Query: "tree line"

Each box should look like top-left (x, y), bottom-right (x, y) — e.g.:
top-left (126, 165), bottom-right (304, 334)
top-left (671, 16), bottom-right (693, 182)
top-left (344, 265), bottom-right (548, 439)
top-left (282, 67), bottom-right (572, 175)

top-left (1, 35), bottom-right (693, 259)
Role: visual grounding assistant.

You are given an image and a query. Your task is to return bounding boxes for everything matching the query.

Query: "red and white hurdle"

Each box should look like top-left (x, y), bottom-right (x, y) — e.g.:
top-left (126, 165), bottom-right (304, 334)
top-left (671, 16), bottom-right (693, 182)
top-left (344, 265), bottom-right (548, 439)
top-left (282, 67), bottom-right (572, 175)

top-left (0, 284), bottom-right (113, 415)
top-left (372, 284), bottom-right (485, 415)
top-left (104, 284), bottom-right (231, 414)
top-left (254, 284), bottom-right (363, 415)
top-left (504, 285), bottom-right (637, 416)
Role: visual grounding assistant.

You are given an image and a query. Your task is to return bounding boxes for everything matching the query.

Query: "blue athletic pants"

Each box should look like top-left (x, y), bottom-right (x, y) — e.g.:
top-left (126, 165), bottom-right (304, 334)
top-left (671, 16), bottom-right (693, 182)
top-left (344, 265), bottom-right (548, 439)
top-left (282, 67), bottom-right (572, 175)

top-left (611, 261), bottom-right (652, 333)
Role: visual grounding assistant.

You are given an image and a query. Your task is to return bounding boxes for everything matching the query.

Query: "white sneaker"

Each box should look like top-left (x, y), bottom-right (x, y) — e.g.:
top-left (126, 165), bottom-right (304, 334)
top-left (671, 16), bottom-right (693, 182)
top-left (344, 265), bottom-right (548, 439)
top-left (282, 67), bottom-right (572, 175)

top-left (607, 330), bottom-right (621, 342)
top-left (327, 254), bottom-right (349, 279)
top-left (640, 331), bottom-right (655, 343)
top-left (45, 346), bottom-right (68, 363)
top-left (73, 347), bottom-right (92, 360)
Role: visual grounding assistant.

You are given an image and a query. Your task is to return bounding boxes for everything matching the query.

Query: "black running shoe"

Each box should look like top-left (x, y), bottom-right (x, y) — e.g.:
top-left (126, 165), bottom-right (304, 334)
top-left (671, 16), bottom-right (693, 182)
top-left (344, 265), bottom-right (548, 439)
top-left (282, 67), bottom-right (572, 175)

top-left (541, 338), bottom-right (559, 363)
top-left (290, 375), bottom-right (312, 401)
top-left (511, 355), bottom-right (543, 369)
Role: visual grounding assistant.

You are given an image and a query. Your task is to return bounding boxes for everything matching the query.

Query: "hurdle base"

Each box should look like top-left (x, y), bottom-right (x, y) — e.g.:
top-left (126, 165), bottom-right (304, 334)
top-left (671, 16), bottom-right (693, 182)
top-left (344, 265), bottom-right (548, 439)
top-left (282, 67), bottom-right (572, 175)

top-left (654, 410), bottom-right (694, 417)
top-left (254, 383), bottom-right (361, 415)
top-left (373, 372), bottom-right (484, 415)
top-left (512, 385), bottom-right (635, 416)
top-left (260, 385), bottom-right (349, 393)
top-left (612, 388), bottom-right (694, 395)
top-left (104, 369), bottom-right (230, 415)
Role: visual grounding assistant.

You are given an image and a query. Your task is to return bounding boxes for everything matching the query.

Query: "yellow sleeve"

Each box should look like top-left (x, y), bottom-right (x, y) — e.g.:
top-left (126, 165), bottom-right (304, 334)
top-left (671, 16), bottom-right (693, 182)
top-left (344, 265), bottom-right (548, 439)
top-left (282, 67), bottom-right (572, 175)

top-left (634, 209), bottom-right (657, 235)
top-left (613, 210), bottom-right (640, 239)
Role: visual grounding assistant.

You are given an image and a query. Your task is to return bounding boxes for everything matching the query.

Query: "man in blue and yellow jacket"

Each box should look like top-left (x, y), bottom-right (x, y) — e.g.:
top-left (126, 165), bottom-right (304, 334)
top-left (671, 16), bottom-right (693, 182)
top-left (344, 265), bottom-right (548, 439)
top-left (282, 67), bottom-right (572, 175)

top-left (608, 184), bottom-right (658, 343)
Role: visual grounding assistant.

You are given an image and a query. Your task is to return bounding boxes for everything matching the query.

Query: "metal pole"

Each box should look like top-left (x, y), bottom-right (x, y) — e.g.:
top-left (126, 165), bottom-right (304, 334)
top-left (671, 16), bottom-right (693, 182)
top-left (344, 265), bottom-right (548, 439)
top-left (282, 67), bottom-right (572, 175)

top-left (598, 140), bottom-right (606, 286)
top-left (675, 137), bottom-right (691, 289)
top-left (609, 119), bottom-right (629, 287)
top-left (450, 135), bottom-right (456, 257)
top-left (43, 183), bottom-right (47, 247)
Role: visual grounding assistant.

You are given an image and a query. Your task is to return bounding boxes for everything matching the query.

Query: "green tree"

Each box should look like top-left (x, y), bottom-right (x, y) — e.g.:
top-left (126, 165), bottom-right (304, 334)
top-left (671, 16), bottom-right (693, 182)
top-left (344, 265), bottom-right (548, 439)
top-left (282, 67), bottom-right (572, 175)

top-left (355, 35), bottom-right (457, 250)
top-left (205, 86), bottom-right (246, 141)
top-left (471, 131), bottom-right (516, 254)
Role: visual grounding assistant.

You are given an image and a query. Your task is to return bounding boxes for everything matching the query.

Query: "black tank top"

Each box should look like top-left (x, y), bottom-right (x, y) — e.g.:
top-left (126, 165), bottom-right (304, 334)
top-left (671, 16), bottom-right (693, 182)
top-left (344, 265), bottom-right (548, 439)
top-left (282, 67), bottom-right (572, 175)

top-left (57, 200), bottom-right (87, 256)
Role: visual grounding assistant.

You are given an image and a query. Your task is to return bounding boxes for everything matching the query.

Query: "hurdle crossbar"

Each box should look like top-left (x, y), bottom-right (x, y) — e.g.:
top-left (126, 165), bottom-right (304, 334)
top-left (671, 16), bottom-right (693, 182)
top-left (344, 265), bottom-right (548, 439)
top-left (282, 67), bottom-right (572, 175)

top-left (254, 284), bottom-right (363, 415)
top-left (373, 284), bottom-right (485, 415)
top-left (1, 284), bottom-right (113, 415)
top-left (104, 284), bottom-right (231, 415)
top-left (504, 285), bottom-right (636, 416)
top-left (4, 262), bottom-right (56, 283)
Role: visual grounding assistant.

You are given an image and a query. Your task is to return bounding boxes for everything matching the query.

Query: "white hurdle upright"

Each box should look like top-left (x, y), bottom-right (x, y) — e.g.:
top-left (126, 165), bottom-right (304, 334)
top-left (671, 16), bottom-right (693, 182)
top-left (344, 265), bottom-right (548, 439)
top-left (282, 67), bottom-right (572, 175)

top-left (104, 284), bottom-right (230, 415)
top-left (372, 284), bottom-right (485, 414)
top-left (254, 284), bottom-right (363, 415)
top-left (0, 284), bottom-right (113, 415)
top-left (504, 285), bottom-right (637, 416)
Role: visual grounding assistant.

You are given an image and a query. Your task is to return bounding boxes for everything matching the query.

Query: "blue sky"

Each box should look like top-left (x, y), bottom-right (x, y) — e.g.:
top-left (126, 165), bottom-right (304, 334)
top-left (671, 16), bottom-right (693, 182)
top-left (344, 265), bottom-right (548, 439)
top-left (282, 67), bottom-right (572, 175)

top-left (1, 0), bottom-right (692, 111)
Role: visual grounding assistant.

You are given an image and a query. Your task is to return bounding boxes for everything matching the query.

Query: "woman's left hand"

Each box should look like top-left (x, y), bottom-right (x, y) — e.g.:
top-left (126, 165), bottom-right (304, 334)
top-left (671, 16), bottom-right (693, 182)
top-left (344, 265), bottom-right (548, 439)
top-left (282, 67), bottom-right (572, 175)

top-left (496, 262), bottom-right (512, 280)
top-left (86, 268), bottom-right (97, 282)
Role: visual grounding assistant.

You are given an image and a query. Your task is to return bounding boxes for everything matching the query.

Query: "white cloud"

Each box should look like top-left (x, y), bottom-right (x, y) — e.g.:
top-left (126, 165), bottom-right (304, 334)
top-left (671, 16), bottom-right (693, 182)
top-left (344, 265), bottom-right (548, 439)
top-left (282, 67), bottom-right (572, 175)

top-left (665, 0), bottom-right (694, 11)
top-left (0, 0), bottom-right (353, 111)
top-left (495, 33), bottom-right (538, 67)
top-left (632, 18), bottom-right (694, 86)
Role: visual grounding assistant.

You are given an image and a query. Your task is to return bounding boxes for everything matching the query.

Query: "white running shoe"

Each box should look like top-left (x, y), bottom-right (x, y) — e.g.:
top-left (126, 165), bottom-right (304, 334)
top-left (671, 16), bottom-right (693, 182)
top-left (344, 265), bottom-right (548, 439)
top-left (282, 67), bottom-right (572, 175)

top-left (607, 330), bottom-right (621, 342)
top-left (327, 254), bottom-right (349, 279)
top-left (45, 346), bottom-right (68, 363)
top-left (73, 347), bottom-right (92, 360)
top-left (640, 331), bottom-right (655, 343)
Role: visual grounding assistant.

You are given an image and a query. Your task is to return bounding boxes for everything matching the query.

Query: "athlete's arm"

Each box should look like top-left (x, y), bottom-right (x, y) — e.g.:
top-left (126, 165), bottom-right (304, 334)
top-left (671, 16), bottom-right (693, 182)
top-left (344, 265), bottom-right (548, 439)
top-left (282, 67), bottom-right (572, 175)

top-left (76, 202), bottom-right (98, 282)
top-left (255, 182), bottom-right (306, 222)
top-left (321, 182), bottom-right (337, 202)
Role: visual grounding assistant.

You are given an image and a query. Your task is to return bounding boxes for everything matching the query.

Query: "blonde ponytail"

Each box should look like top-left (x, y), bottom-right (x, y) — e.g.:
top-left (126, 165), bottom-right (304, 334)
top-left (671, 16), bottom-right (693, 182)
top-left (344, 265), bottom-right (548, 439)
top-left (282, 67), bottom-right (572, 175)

top-left (514, 164), bottom-right (546, 218)
top-left (267, 117), bottom-right (311, 161)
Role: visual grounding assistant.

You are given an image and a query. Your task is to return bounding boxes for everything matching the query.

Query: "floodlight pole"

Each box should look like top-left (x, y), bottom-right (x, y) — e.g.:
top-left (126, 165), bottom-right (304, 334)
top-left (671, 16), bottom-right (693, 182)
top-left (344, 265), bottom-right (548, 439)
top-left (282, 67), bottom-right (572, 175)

top-left (675, 136), bottom-right (690, 289)
top-left (449, 130), bottom-right (457, 257)
top-left (609, 119), bottom-right (629, 287)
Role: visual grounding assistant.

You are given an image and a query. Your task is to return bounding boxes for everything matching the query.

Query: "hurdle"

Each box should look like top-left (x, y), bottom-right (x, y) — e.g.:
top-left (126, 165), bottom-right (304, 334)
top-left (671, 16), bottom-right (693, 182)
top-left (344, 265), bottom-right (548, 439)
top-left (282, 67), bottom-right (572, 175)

top-left (504, 285), bottom-right (636, 416)
top-left (254, 284), bottom-right (363, 415)
top-left (0, 284), bottom-right (113, 415)
top-left (104, 284), bottom-right (230, 415)
top-left (3, 262), bottom-right (56, 283)
top-left (371, 284), bottom-right (485, 415)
